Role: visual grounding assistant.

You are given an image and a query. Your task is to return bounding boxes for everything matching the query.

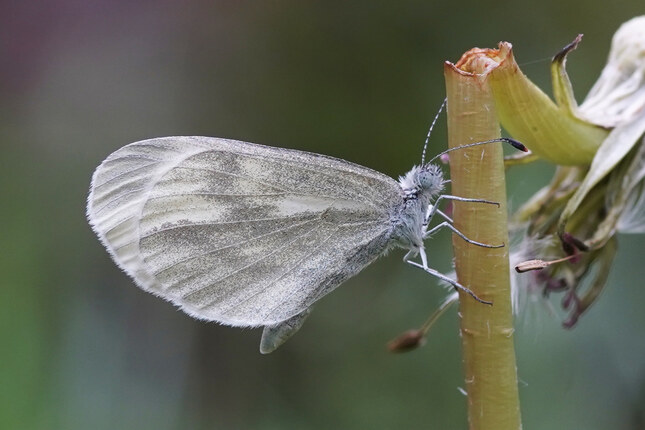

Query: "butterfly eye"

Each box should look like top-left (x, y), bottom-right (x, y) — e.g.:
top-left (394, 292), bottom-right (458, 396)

top-left (418, 165), bottom-right (443, 192)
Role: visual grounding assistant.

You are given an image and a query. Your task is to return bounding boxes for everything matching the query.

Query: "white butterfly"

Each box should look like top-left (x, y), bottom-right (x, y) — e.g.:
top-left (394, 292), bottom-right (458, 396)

top-left (87, 135), bottom-right (525, 353)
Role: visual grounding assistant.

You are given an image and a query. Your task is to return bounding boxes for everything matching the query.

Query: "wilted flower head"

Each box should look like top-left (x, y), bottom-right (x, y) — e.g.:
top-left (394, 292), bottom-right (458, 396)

top-left (578, 16), bottom-right (645, 127)
top-left (476, 16), bottom-right (645, 326)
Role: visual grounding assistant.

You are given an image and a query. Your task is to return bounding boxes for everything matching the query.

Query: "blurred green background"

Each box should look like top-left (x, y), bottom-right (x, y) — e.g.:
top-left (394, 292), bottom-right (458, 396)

top-left (2, 2), bottom-right (644, 429)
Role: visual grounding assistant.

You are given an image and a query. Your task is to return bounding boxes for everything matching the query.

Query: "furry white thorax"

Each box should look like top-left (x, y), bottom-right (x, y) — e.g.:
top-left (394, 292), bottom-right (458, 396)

top-left (392, 164), bottom-right (446, 252)
top-left (398, 164), bottom-right (445, 198)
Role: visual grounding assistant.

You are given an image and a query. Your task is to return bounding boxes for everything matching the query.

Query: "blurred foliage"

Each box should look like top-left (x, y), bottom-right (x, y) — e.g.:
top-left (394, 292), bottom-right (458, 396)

top-left (1, 1), bottom-right (644, 429)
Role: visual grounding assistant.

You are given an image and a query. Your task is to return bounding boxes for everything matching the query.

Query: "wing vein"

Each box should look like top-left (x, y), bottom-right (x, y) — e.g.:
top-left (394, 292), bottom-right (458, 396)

top-left (93, 187), bottom-right (147, 214)
top-left (140, 214), bottom-right (319, 239)
top-left (175, 166), bottom-right (288, 193)
top-left (309, 227), bottom-right (388, 305)
top-left (93, 161), bottom-right (158, 188)
top-left (145, 191), bottom-right (289, 201)
top-left (220, 225), bottom-right (340, 318)
top-left (106, 154), bottom-right (162, 163)
top-left (198, 149), bottom-right (383, 205)
top-left (184, 220), bottom-right (326, 304)
top-left (151, 218), bottom-right (318, 277)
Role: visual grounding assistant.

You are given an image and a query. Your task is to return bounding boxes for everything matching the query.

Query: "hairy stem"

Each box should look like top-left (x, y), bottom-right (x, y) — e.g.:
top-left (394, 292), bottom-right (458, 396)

top-left (444, 60), bottom-right (522, 430)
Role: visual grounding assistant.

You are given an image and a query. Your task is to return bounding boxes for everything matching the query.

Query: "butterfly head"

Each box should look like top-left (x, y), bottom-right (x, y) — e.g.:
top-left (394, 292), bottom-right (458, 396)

top-left (398, 163), bottom-right (445, 201)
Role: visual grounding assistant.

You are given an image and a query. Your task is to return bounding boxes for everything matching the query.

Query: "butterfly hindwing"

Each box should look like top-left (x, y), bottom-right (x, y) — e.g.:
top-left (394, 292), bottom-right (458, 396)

top-left (88, 137), bottom-right (402, 327)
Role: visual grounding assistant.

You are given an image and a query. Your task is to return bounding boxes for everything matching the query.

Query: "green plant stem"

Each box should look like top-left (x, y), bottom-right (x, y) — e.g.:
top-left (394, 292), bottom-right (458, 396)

top-left (444, 61), bottom-right (522, 430)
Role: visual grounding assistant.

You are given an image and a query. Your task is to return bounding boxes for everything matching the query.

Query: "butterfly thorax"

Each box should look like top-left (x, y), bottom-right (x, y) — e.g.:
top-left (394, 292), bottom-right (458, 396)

top-left (391, 164), bottom-right (445, 252)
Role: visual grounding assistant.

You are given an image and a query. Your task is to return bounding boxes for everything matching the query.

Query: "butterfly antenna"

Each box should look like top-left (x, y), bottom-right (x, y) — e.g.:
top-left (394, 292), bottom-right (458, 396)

top-left (429, 137), bottom-right (527, 164)
top-left (421, 98), bottom-right (447, 165)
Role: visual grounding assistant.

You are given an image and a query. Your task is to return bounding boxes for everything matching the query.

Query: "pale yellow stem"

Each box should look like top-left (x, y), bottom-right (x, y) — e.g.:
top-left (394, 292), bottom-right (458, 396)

top-left (444, 59), bottom-right (522, 430)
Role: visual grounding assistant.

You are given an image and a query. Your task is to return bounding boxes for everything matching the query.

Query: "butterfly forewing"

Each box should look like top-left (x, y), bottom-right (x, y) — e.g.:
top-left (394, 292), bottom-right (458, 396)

top-left (88, 137), bottom-right (402, 327)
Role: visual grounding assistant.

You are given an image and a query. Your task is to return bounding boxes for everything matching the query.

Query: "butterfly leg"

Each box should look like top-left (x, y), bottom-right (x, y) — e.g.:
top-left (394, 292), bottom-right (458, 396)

top-left (423, 221), bottom-right (504, 248)
top-left (425, 194), bottom-right (499, 225)
top-left (434, 208), bottom-right (453, 224)
top-left (403, 247), bottom-right (428, 270)
top-left (404, 258), bottom-right (492, 305)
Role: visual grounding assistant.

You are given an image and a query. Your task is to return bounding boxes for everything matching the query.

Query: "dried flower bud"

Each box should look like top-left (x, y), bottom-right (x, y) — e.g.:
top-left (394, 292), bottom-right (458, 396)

top-left (515, 255), bottom-right (577, 273)
top-left (387, 329), bottom-right (426, 353)
top-left (515, 259), bottom-right (550, 273)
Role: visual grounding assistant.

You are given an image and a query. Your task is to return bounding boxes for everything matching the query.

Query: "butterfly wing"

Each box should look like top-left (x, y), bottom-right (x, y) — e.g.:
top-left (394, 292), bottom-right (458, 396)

top-left (88, 137), bottom-right (402, 327)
